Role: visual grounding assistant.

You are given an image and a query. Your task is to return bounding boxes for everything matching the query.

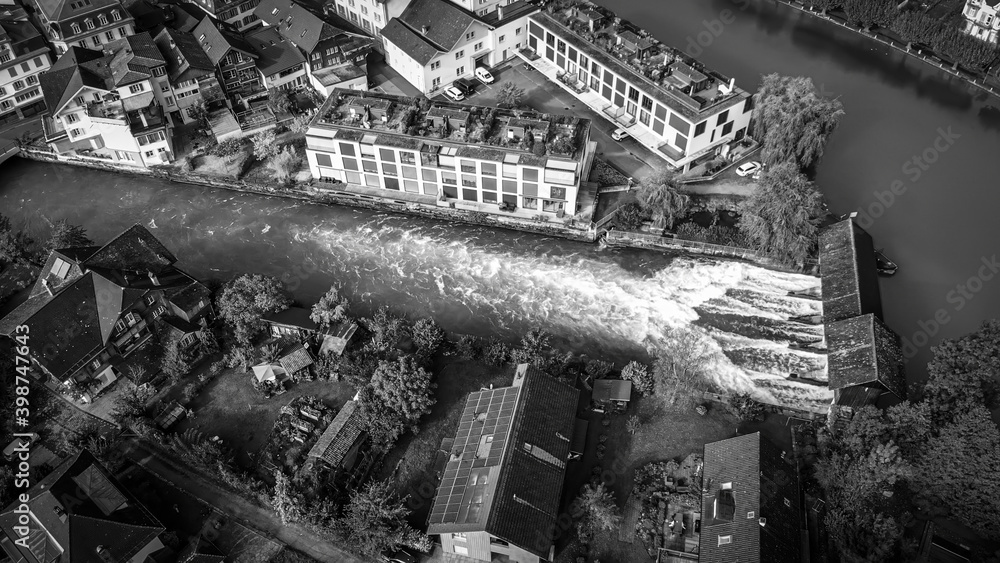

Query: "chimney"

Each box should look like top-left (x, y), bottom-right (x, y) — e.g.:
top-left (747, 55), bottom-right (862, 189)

top-left (421, 25), bottom-right (428, 35)
top-left (147, 270), bottom-right (160, 286)
top-left (496, 5), bottom-right (503, 20)
top-left (729, 77), bottom-right (735, 91)
top-left (41, 278), bottom-right (53, 296)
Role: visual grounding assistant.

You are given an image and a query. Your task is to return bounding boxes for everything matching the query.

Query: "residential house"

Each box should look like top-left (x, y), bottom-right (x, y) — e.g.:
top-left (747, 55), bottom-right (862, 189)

top-left (0, 449), bottom-right (167, 563)
top-left (30, 0), bottom-right (135, 55)
top-left (153, 26), bottom-right (223, 123)
top-left (0, 12), bottom-right (51, 125)
top-left (326, 0), bottom-right (411, 42)
top-left (962, 0), bottom-right (999, 44)
top-left (246, 24), bottom-right (306, 90)
top-left (261, 306), bottom-right (359, 356)
top-left (306, 398), bottom-right (371, 483)
top-left (188, 0), bottom-right (264, 32)
top-left (253, 0), bottom-right (373, 95)
top-left (380, 0), bottom-right (536, 95)
top-left (39, 46), bottom-right (174, 166)
top-left (699, 432), bottom-right (802, 563)
top-left (522, 2), bottom-right (754, 170)
top-left (0, 224), bottom-right (213, 400)
top-left (427, 364), bottom-right (579, 562)
top-left (306, 88), bottom-right (595, 219)
top-left (193, 16), bottom-right (262, 101)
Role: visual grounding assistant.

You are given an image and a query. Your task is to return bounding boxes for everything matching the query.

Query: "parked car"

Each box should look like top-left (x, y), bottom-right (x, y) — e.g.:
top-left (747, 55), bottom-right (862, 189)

top-left (736, 161), bottom-right (762, 177)
top-left (443, 86), bottom-right (465, 101)
top-left (611, 128), bottom-right (630, 141)
top-left (379, 548), bottom-right (417, 563)
top-left (454, 77), bottom-right (477, 96)
top-left (475, 67), bottom-right (495, 84)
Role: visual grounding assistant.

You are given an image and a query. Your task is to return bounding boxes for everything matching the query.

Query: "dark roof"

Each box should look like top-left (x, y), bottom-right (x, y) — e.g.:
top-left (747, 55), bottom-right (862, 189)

top-left (253, 0), bottom-right (368, 55)
top-left (0, 450), bottom-right (164, 563)
top-left (246, 25), bottom-right (305, 76)
top-left (819, 219), bottom-right (883, 324)
top-left (379, 18), bottom-right (439, 66)
top-left (826, 313), bottom-right (906, 401)
top-left (34, 0), bottom-right (122, 23)
top-left (193, 16), bottom-right (256, 66)
top-left (164, 281), bottom-right (210, 312)
top-left (160, 315), bottom-right (200, 335)
top-left (427, 364), bottom-right (578, 557)
top-left (307, 400), bottom-right (367, 467)
top-left (154, 27), bottom-right (215, 83)
top-left (39, 46), bottom-right (113, 113)
top-left (592, 379), bottom-right (632, 402)
top-left (278, 343), bottom-right (313, 374)
top-left (396, 0), bottom-right (475, 52)
top-left (700, 433), bottom-right (801, 563)
top-left (29, 247), bottom-right (93, 298)
top-left (104, 31), bottom-right (166, 87)
top-left (82, 224), bottom-right (177, 274)
top-left (124, 0), bottom-right (170, 31)
top-left (166, 2), bottom-right (203, 32)
top-left (262, 306), bottom-right (318, 331)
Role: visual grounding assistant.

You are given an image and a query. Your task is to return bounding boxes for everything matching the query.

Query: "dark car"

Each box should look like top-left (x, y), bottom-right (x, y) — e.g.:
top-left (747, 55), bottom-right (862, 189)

top-left (453, 77), bottom-right (477, 96)
top-left (379, 548), bottom-right (418, 563)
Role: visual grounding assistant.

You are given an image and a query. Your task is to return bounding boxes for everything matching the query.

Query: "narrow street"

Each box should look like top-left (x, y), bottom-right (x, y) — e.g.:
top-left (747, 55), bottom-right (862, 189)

top-left (124, 441), bottom-right (370, 563)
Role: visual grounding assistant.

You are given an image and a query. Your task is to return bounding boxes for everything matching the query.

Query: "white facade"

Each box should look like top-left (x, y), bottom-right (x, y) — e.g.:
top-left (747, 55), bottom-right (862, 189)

top-left (329, 0), bottom-right (410, 40)
top-left (0, 52), bottom-right (50, 118)
top-left (383, 14), bottom-right (529, 95)
top-left (962, 0), bottom-right (999, 43)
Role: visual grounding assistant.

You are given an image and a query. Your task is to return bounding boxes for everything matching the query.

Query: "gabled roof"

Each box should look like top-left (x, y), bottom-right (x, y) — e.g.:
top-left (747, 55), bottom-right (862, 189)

top-left (39, 46), bottom-right (113, 113)
top-left (427, 364), bottom-right (578, 557)
top-left (278, 343), bottom-right (313, 374)
top-left (253, 0), bottom-right (367, 54)
top-left (396, 0), bottom-right (477, 52)
top-left (307, 400), bottom-right (367, 467)
top-left (164, 280), bottom-right (210, 312)
top-left (29, 246), bottom-right (95, 298)
top-left (246, 25), bottom-right (305, 76)
top-left (819, 219), bottom-right (883, 324)
top-left (103, 31), bottom-right (166, 87)
top-left (155, 27), bottom-right (216, 83)
top-left (82, 223), bottom-right (177, 274)
top-left (0, 450), bottom-right (164, 563)
top-left (34, 0), bottom-right (122, 24)
top-left (379, 18), bottom-right (440, 66)
top-left (699, 433), bottom-right (801, 563)
top-left (192, 16), bottom-right (256, 66)
top-left (262, 306), bottom-right (317, 331)
top-left (826, 313), bottom-right (906, 401)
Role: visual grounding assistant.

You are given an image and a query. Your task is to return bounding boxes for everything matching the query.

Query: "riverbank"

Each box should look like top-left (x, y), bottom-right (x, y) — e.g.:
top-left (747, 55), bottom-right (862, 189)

top-left (771, 0), bottom-right (1000, 98)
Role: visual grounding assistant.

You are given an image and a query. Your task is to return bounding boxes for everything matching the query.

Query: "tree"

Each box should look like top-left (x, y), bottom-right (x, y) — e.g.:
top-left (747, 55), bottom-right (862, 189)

top-left (511, 327), bottom-right (552, 366)
top-left (368, 355), bottom-right (436, 429)
top-left (574, 483), bottom-right (621, 535)
top-left (843, 0), bottom-right (896, 30)
top-left (357, 385), bottom-right (407, 448)
top-left (0, 213), bottom-right (33, 265)
top-left (922, 319), bottom-right (1000, 424)
top-left (890, 11), bottom-right (941, 48)
top-left (268, 88), bottom-right (293, 114)
top-left (615, 202), bottom-right (647, 230)
top-left (272, 471), bottom-right (305, 525)
top-left (160, 335), bottom-right (195, 382)
top-left (188, 101), bottom-right (210, 133)
top-left (364, 306), bottom-right (410, 353)
top-left (753, 74), bottom-right (845, 170)
top-left (110, 381), bottom-right (155, 427)
top-left (44, 220), bottom-right (92, 254)
top-left (932, 28), bottom-right (999, 70)
top-left (496, 81), bottom-right (525, 108)
top-left (216, 274), bottom-right (290, 345)
top-left (252, 130), bottom-right (279, 161)
top-left (311, 285), bottom-right (350, 329)
top-left (289, 113), bottom-right (311, 133)
top-left (269, 146), bottom-right (301, 185)
top-left (341, 480), bottom-right (432, 556)
top-left (585, 359), bottom-right (614, 381)
top-left (738, 161), bottom-right (825, 265)
top-left (728, 392), bottom-right (766, 422)
top-left (621, 361), bottom-right (654, 395)
top-left (635, 169), bottom-right (689, 229)
top-left (806, 0), bottom-right (842, 14)
top-left (411, 318), bottom-right (445, 356)
top-left (652, 328), bottom-right (716, 407)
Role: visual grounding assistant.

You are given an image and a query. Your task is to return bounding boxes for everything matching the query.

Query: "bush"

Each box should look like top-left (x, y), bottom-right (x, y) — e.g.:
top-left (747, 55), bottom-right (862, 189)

top-left (269, 146), bottom-right (302, 185)
top-left (585, 359), bottom-right (614, 380)
top-left (615, 202), bottom-right (646, 230)
top-left (213, 138), bottom-right (245, 158)
top-left (455, 335), bottom-right (483, 359)
top-left (621, 361), bottom-right (654, 395)
top-left (483, 339), bottom-right (511, 366)
top-left (411, 318), bottom-right (446, 356)
top-left (728, 392), bottom-right (766, 422)
top-left (591, 159), bottom-right (629, 187)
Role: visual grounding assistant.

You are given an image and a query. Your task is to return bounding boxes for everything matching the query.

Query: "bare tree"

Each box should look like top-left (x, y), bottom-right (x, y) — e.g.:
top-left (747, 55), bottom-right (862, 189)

top-left (652, 328), bottom-right (717, 407)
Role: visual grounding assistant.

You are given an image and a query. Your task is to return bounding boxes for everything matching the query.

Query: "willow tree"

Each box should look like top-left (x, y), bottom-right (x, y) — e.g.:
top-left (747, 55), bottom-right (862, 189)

top-left (752, 74), bottom-right (845, 171)
top-left (738, 162), bottom-right (825, 265)
top-left (635, 169), bottom-right (690, 229)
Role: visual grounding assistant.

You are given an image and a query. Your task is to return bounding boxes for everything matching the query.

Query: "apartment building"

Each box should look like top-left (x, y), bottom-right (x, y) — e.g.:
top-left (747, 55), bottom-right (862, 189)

top-left (326, 0), bottom-right (410, 41)
top-left (427, 364), bottom-right (579, 562)
top-left (193, 16), bottom-right (263, 100)
top-left (153, 26), bottom-right (222, 123)
top-left (39, 46), bottom-right (174, 166)
top-left (0, 14), bottom-right (50, 125)
top-left (305, 88), bottom-right (594, 218)
top-left (523, 2), bottom-right (753, 170)
top-left (31, 0), bottom-right (135, 54)
top-left (188, 0), bottom-right (264, 31)
top-left (254, 0), bottom-right (373, 94)
top-left (962, 0), bottom-right (999, 43)
top-left (380, 0), bottom-right (535, 95)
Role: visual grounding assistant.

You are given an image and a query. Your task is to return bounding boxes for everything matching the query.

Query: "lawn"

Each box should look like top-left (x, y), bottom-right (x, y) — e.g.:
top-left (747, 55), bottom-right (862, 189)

top-left (174, 366), bottom-right (356, 469)
top-left (377, 356), bottom-right (513, 523)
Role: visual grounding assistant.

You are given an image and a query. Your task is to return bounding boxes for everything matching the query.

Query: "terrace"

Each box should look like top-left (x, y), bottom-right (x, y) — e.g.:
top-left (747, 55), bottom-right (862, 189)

top-left (312, 89), bottom-right (590, 160)
top-left (87, 95), bottom-right (127, 122)
top-left (536, 0), bottom-right (745, 118)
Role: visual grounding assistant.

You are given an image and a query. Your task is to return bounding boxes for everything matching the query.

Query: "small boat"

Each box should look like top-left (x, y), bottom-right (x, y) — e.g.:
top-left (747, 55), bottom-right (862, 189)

top-left (875, 249), bottom-right (898, 276)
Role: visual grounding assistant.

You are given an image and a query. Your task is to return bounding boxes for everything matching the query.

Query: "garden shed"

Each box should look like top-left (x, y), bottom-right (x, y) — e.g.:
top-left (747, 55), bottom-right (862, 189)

top-left (593, 379), bottom-right (633, 403)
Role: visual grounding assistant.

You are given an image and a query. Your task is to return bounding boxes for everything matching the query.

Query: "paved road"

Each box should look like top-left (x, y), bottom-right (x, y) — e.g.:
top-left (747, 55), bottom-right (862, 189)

top-left (125, 441), bottom-right (370, 563)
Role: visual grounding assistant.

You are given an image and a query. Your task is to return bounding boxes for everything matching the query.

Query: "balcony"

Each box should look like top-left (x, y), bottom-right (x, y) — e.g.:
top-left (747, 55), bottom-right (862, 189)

top-left (236, 104), bottom-right (276, 131)
top-left (557, 70), bottom-right (588, 94)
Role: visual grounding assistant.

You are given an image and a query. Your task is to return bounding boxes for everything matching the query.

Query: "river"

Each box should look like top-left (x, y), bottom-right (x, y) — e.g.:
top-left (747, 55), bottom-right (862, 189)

top-left (3, 0), bottom-right (998, 404)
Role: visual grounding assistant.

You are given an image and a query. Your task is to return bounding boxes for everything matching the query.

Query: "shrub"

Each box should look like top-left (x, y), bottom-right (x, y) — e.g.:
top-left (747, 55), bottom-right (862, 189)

top-left (455, 335), bottom-right (483, 359)
top-left (728, 392), bottom-right (766, 422)
top-left (621, 361), bottom-right (654, 395)
top-left (483, 339), bottom-right (511, 366)
top-left (213, 138), bottom-right (245, 158)
top-left (252, 130), bottom-right (279, 161)
top-left (585, 359), bottom-right (614, 380)
top-left (412, 318), bottom-right (446, 356)
top-left (269, 146), bottom-right (302, 185)
top-left (615, 202), bottom-right (646, 230)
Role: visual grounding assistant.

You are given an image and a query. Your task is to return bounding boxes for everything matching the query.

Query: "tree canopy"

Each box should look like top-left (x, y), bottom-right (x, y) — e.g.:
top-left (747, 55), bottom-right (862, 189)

top-left (922, 319), bottom-right (1000, 424)
top-left (496, 81), bottom-right (525, 109)
top-left (752, 74), bottom-right (845, 171)
top-left (310, 285), bottom-right (350, 329)
top-left (0, 213), bottom-right (33, 266)
top-left (44, 220), bottom-right (92, 254)
top-left (652, 328), bottom-right (716, 407)
top-left (738, 161), bottom-right (825, 266)
top-left (574, 483), bottom-right (622, 535)
top-left (340, 480), bottom-right (432, 556)
top-left (843, 0), bottom-right (896, 30)
top-left (359, 355), bottom-right (436, 448)
top-left (216, 273), bottom-right (290, 345)
top-left (635, 170), bottom-right (689, 229)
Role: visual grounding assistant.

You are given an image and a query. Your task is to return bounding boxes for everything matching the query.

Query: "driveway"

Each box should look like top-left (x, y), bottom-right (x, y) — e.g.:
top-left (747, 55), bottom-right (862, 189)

top-left (437, 63), bottom-right (660, 181)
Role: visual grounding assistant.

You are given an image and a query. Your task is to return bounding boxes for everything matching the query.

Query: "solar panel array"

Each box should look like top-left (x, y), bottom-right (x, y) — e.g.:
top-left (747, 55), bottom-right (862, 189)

top-left (428, 386), bottom-right (520, 526)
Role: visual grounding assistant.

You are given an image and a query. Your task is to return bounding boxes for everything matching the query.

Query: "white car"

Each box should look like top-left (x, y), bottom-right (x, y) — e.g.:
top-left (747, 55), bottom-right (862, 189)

top-left (475, 67), bottom-right (494, 84)
top-left (611, 128), bottom-right (630, 141)
top-left (443, 86), bottom-right (465, 101)
top-left (736, 161), bottom-right (762, 177)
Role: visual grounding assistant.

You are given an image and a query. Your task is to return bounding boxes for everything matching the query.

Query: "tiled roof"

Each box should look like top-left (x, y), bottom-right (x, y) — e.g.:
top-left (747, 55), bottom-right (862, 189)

top-left (262, 306), bottom-right (318, 331)
top-left (278, 343), bottom-right (314, 374)
top-left (193, 16), bottom-right (256, 66)
top-left (34, 0), bottom-right (122, 24)
top-left (154, 27), bottom-right (215, 84)
top-left (592, 379), bottom-right (632, 402)
top-left (826, 313), bottom-right (906, 400)
top-left (246, 25), bottom-right (305, 76)
top-left (700, 433), bottom-right (801, 563)
top-left (82, 224), bottom-right (177, 274)
top-left (397, 0), bottom-right (476, 52)
top-left (160, 315), bottom-right (201, 336)
top-left (104, 31), bottom-right (166, 87)
top-left (28, 247), bottom-right (93, 298)
top-left (307, 400), bottom-right (367, 467)
top-left (39, 47), bottom-right (112, 113)
top-left (818, 219), bottom-right (883, 324)
top-left (164, 281), bottom-right (210, 312)
top-left (253, 0), bottom-right (363, 55)
top-left (0, 450), bottom-right (164, 563)
top-left (379, 18), bottom-right (439, 66)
